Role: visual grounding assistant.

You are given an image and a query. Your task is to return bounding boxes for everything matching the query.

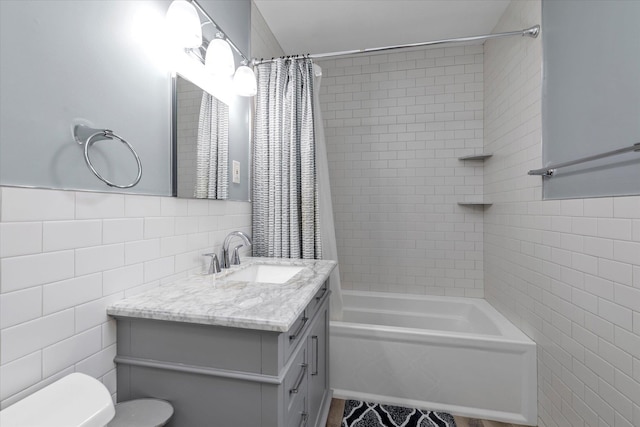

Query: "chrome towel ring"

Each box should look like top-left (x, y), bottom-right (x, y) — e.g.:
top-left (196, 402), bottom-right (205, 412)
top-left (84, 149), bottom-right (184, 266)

top-left (74, 125), bottom-right (142, 188)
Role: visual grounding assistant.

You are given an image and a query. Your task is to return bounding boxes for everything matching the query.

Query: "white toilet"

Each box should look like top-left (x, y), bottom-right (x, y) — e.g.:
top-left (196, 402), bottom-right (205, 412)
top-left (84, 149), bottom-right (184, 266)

top-left (0, 373), bottom-right (173, 427)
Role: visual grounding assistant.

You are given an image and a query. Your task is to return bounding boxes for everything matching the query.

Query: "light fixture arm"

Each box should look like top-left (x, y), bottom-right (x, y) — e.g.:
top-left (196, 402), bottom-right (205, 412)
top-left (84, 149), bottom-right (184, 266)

top-left (189, 0), bottom-right (250, 64)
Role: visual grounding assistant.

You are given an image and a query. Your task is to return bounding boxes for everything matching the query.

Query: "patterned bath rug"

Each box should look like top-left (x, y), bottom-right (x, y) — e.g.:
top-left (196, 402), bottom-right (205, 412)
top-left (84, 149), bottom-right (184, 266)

top-left (341, 400), bottom-right (457, 427)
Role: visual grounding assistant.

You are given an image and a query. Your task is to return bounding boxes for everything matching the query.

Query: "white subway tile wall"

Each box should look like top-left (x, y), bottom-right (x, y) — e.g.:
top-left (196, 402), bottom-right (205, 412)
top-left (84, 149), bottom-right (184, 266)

top-left (318, 46), bottom-right (486, 297)
top-left (484, 1), bottom-right (640, 426)
top-left (0, 187), bottom-right (251, 408)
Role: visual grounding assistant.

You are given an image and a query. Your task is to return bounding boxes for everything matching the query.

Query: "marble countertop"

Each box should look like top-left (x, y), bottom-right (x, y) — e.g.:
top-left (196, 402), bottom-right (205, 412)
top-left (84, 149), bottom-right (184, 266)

top-left (106, 257), bottom-right (336, 332)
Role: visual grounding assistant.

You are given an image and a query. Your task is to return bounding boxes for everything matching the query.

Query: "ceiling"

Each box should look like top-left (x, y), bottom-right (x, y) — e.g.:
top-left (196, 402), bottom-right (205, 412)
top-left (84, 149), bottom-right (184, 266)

top-left (253, 0), bottom-right (511, 56)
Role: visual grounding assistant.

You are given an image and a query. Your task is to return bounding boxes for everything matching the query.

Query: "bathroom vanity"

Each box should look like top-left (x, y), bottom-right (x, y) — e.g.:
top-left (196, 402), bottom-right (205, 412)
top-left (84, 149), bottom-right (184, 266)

top-left (107, 258), bottom-right (336, 427)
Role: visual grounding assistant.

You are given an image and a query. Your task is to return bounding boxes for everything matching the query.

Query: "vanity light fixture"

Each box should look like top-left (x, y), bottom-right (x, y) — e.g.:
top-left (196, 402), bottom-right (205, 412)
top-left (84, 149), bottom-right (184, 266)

top-left (167, 0), bottom-right (257, 96)
top-left (205, 33), bottom-right (235, 76)
top-left (233, 61), bottom-right (257, 97)
top-left (165, 0), bottom-right (202, 48)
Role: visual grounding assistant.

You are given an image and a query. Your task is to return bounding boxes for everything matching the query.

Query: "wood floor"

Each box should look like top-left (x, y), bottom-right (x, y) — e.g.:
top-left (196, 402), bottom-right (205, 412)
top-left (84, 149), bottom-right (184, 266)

top-left (325, 399), bottom-right (532, 427)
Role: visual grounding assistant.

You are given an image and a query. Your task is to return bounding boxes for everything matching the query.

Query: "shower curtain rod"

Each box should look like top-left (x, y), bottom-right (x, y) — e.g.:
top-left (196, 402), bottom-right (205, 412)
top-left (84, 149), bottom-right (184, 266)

top-left (252, 25), bottom-right (540, 65)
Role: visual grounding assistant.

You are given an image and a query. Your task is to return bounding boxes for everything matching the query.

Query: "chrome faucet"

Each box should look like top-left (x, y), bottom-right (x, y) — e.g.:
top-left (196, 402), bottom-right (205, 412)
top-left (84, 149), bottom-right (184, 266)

top-left (221, 231), bottom-right (252, 268)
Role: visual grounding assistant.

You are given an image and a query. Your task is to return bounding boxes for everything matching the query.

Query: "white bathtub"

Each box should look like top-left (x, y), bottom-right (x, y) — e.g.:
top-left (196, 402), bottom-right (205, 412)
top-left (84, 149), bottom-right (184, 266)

top-left (330, 291), bottom-right (537, 425)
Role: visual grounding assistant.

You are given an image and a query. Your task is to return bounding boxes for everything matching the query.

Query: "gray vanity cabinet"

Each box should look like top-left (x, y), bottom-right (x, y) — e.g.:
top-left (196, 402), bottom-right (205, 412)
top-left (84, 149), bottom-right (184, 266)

top-left (113, 283), bottom-right (331, 427)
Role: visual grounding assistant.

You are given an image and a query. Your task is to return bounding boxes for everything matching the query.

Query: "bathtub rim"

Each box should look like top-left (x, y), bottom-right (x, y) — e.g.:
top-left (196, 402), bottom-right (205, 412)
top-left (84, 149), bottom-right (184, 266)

top-left (335, 290), bottom-right (536, 345)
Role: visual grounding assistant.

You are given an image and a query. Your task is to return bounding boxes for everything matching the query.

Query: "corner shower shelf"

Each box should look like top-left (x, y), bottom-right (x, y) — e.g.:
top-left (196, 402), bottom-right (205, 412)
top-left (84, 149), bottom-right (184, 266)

top-left (458, 153), bottom-right (493, 161)
top-left (457, 154), bottom-right (492, 205)
top-left (457, 196), bottom-right (492, 206)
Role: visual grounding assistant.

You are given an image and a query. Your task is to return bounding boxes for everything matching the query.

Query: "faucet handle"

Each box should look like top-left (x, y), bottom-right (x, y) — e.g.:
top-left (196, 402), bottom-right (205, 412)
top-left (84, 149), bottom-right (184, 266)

top-left (230, 244), bottom-right (244, 265)
top-left (202, 253), bottom-right (221, 274)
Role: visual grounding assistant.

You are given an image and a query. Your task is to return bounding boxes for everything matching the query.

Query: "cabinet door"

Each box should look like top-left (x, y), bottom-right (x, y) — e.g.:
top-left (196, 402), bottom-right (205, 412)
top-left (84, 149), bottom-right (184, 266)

top-left (284, 345), bottom-right (308, 427)
top-left (307, 306), bottom-right (328, 427)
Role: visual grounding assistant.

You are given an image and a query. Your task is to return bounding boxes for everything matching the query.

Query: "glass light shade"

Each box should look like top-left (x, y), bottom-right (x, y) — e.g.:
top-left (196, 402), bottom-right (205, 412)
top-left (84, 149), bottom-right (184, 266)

top-left (166, 0), bottom-right (202, 48)
top-left (233, 65), bottom-right (257, 97)
top-left (206, 38), bottom-right (235, 76)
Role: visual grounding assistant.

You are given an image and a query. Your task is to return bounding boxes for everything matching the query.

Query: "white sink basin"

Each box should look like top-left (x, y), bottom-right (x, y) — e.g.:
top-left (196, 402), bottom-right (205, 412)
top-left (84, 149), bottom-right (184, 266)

top-left (223, 264), bottom-right (305, 284)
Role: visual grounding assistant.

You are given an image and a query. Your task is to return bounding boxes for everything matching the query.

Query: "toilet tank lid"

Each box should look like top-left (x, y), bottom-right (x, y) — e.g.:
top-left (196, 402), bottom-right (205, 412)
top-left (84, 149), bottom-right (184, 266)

top-left (0, 372), bottom-right (116, 427)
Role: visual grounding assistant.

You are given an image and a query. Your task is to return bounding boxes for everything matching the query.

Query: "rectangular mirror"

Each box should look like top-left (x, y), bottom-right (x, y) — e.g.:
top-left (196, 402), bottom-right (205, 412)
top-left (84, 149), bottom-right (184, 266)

top-left (172, 2), bottom-right (251, 201)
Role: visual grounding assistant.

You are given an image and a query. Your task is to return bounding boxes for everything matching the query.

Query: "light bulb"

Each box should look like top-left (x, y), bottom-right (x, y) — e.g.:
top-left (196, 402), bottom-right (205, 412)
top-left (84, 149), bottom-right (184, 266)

top-left (233, 64), bottom-right (257, 97)
top-left (166, 0), bottom-right (202, 48)
top-left (206, 36), bottom-right (235, 76)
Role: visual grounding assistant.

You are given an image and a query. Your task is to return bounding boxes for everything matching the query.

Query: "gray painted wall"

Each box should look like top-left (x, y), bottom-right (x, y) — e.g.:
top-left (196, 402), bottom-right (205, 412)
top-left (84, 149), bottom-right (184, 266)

top-left (0, 0), bottom-right (251, 201)
top-left (541, 0), bottom-right (640, 199)
top-left (0, 0), bottom-right (173, 195)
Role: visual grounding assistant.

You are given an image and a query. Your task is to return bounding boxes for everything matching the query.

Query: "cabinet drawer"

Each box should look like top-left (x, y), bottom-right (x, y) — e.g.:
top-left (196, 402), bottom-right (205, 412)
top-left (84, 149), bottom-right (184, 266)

top-left (286, 393), bottom-right (307, 427)
top-left (306, 281), bottom-right (329, 321)
top-left (283, 281), bottom-right (329, 363)
top-left (284, 280), bottom-right (329, 361)
top-left (284, 309), bottom-right (309, 360)
top-left (284, 345), bottom-right (307, 423)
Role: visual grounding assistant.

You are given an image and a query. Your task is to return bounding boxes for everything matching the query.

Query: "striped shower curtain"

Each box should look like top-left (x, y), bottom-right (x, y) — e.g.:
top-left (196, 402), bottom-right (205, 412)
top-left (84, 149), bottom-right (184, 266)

top-left (195, 93), bottom-right (229, 199)
top-left (252, 58), bottom-right (321, 259)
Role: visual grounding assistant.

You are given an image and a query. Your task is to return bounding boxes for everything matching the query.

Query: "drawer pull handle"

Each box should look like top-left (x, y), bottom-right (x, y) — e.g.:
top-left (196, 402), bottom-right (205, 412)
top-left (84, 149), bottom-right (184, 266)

top-left (299, 412), bottom-right (308, 427)
top-left (289, 363), bottom-right (308, 394)
top-left (289, 316), bottom-right (308, 341)
top-left (311, 335), bottom-right (319, 376)
top-left (315, 286), bottom-right (328, 300)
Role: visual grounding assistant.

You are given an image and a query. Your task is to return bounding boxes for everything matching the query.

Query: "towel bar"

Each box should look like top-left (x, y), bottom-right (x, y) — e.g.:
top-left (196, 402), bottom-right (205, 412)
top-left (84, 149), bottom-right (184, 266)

top-left (528, 142), bottom-right (640, 177)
